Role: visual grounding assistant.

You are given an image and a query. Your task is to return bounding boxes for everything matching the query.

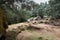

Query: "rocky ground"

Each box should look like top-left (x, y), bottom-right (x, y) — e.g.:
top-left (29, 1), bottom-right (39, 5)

top-left (6, 20), bottom-right (60, 40)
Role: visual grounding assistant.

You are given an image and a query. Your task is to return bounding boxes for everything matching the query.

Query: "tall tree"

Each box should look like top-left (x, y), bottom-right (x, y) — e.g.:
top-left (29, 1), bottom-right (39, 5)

top-left (49, 0), bottom-right (60, 19)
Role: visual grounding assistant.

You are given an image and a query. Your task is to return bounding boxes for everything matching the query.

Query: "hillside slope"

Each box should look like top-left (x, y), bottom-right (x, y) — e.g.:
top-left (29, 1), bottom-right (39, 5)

top-left (6, 22), bottom-right (60, 40)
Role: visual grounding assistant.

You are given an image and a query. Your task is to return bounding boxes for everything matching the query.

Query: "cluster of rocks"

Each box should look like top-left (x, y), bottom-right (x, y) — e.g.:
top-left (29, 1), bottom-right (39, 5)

top-left (27, 16), bottom-right (60, 26)
top-left (27, 16), bottom-right (51, 24)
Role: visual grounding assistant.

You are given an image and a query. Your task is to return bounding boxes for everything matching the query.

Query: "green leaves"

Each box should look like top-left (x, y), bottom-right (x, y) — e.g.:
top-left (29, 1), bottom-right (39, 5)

top-left (49, 0), bottom-right (60, 19)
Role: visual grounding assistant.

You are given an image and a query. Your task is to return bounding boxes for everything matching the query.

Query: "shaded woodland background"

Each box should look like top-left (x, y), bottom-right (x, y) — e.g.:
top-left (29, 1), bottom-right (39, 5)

top-left (0, 0), bottom-right (60, 25)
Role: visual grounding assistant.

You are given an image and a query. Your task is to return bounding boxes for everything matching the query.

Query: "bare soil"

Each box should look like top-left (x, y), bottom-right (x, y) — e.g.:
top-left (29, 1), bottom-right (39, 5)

top-left (6, 22), bottom-right (60, 40)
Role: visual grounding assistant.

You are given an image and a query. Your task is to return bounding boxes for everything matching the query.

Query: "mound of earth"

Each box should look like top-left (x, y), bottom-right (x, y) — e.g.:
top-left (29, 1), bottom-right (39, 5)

top-left (16, 31), bottom-right (54, 40)
top-left (6, 21), bottom-right (60, 40)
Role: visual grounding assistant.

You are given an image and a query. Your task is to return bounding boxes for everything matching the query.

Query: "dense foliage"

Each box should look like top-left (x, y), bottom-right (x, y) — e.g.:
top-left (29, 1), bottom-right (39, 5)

top-left (0, 0), bottom-right (60, 25)
top-left (49, 0), bottom-right (60, 19)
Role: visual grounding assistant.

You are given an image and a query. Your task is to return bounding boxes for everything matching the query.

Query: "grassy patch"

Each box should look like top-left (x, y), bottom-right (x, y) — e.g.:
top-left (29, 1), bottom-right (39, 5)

top-left (25, 31), bottom-right (54, 40)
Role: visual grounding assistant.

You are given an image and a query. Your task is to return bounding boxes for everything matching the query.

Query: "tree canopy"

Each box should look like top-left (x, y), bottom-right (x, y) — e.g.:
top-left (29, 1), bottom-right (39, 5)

top-left (0, 0), bottom-right (60, 24)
